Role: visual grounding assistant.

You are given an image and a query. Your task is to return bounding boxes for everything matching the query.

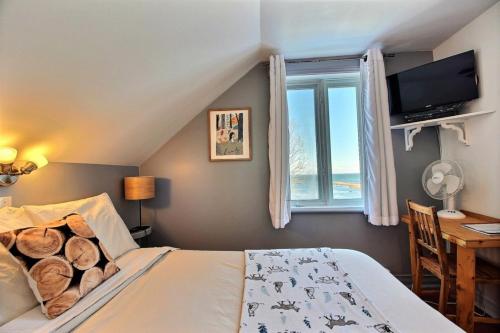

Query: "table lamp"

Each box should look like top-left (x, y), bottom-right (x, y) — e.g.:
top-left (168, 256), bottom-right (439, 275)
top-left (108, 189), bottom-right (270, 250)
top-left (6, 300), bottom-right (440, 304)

top-left (124, 176), bottom-right (155, 233)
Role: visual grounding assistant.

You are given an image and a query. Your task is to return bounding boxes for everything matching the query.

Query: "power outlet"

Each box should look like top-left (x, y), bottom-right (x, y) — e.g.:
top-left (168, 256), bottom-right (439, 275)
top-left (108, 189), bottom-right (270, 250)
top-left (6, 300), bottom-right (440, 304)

top-left (0, 196), bottom-right (12, 208)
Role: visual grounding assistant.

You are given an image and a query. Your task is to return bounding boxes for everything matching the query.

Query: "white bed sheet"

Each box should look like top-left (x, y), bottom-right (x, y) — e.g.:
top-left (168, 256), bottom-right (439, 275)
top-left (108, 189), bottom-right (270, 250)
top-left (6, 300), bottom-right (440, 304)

top-left (74, 249), bottom-right (245, 333)
top-left (1, 248), bottom-right (463, 333)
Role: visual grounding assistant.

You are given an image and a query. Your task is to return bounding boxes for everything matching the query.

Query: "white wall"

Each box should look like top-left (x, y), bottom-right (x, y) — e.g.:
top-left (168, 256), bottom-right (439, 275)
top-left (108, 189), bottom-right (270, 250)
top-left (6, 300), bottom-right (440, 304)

top-left (433, 2), bottom-right (500, 217)
top-left (433, 2), bottom-right (500, 317)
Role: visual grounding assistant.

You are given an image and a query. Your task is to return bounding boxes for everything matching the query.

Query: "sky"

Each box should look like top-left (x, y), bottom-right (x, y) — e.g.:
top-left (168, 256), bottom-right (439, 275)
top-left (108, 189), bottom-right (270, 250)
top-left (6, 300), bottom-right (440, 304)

top-left (288, 86), bottom-right (360, 175)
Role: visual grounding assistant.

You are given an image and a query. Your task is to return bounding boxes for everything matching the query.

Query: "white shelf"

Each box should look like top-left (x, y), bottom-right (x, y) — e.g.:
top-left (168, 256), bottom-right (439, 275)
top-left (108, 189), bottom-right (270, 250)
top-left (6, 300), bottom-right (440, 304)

top-left (390, 110), bottom-right (495, 151)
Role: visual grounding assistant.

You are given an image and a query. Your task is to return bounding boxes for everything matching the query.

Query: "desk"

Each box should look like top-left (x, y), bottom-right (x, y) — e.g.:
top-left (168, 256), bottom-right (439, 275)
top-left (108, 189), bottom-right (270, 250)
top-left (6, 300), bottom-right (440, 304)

top-left (400, 212), bottom-right (500, 333)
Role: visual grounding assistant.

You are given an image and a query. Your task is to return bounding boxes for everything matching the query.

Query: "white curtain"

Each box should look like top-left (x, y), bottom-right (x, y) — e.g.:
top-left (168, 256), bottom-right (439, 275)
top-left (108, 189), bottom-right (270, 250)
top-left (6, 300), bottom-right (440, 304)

top-left (360, 49), bottom-right (399, 226)
top-left (269, 55), bottom-right (291, 229)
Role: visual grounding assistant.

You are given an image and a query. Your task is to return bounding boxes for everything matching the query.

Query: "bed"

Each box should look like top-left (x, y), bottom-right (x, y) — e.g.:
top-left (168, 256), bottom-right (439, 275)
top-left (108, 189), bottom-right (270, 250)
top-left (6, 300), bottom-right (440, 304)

top-left (1, 247), bottom-right (463, 333)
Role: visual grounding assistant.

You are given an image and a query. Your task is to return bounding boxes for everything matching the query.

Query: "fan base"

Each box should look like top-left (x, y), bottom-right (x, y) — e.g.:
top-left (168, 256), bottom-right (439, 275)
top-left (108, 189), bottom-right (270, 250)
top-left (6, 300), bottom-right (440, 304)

top-left (437, 209), bottom-right (466, 219)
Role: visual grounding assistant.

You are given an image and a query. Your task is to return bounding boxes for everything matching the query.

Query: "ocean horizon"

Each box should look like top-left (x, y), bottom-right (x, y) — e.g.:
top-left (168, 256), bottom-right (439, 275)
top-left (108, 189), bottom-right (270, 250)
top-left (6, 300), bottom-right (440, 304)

top-left (291, 173), bottom-right (361, 201)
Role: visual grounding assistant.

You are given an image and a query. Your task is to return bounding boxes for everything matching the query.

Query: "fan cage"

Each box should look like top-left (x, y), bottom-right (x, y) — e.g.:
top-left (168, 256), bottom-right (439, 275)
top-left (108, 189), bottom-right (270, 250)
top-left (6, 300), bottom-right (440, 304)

top-left (421, 160), bottom-right (464, 200)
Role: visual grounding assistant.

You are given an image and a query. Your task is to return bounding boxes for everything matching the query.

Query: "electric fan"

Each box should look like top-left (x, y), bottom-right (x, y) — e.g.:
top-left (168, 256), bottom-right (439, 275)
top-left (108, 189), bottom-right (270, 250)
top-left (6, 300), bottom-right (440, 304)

top-left (422, 160), bottom-right (465, 219)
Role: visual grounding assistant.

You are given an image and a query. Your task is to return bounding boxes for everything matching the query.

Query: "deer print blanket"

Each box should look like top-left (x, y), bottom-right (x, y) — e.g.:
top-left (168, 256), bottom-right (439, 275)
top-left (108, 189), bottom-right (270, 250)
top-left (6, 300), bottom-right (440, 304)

top-left (239, 248), bottom-right (397, 333)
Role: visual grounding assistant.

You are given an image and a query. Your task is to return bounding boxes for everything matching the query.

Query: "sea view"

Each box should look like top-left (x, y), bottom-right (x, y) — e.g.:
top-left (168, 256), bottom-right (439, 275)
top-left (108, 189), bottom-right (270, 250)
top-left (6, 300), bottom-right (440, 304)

top-left (291, 173), bottom-right (361, 200)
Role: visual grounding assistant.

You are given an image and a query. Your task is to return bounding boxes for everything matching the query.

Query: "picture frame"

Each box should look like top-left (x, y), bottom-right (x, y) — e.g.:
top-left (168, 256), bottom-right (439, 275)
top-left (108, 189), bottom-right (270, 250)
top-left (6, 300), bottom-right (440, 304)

top-left (208, 108), bottom-right (252, 161)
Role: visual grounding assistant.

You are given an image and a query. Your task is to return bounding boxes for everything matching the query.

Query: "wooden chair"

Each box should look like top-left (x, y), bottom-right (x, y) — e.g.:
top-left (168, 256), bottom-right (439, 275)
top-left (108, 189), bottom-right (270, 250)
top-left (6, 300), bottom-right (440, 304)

top-left (406, 200), bottom-right (451, 314)
top-left (406, 200), bottom-right (500, 317)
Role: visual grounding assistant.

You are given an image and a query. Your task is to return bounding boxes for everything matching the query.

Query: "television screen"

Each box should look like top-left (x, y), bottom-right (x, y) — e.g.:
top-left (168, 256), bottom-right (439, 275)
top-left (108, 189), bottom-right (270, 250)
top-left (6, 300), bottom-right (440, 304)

top-left (387, 50), bottom-right (478, 115)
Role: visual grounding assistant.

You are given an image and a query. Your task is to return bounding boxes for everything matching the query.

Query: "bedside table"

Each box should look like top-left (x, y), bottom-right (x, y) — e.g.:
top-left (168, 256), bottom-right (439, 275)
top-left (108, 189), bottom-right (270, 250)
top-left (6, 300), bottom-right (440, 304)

top-left (129, 225), bottom-right (152, 247)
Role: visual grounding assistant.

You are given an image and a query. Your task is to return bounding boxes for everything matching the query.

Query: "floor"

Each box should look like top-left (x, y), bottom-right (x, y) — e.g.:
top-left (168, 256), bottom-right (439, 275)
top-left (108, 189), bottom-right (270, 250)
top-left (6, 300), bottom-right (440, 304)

top-left (419, 290), bottom-right (500, 333)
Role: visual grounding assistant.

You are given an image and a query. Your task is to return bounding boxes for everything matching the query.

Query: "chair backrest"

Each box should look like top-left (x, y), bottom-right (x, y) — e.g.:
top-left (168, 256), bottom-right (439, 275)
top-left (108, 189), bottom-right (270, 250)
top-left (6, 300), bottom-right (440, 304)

top-left (406, 200), bottom-right (448, 274)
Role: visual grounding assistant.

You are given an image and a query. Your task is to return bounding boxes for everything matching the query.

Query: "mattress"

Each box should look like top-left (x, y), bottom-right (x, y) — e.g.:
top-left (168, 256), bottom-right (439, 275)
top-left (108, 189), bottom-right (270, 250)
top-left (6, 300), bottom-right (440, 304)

top-left (1, 248), bottom-right (463, 333)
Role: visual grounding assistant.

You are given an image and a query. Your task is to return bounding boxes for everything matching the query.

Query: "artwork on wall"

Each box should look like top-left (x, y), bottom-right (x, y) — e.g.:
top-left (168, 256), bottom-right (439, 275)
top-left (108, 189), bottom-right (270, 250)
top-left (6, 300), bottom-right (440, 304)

top-left (208, 108), bottom-right (252, 161)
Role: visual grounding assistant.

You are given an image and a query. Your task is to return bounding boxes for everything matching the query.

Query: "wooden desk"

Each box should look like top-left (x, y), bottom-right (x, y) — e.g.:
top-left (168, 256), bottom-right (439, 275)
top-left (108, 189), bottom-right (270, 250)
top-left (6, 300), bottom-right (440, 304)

top-left (401, 212), bottom-right (500, 333)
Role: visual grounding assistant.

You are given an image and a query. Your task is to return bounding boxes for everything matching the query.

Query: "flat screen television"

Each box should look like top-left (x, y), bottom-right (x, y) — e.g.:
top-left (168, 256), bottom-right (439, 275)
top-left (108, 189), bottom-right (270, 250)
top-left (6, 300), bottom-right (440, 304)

top-left (387, 50), bottom-right (478, 116)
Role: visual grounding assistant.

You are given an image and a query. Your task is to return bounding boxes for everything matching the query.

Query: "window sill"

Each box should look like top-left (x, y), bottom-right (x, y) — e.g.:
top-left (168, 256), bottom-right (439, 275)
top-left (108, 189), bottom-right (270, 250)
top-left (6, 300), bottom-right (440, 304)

top-left (291, 206), bottom-right (364, 214)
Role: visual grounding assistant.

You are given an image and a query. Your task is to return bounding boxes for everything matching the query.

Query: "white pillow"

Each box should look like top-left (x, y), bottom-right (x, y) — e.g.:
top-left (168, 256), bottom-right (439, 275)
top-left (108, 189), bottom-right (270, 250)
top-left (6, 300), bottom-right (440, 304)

top-left (0, 206), bottom-right (33, 233)
top-left (23, 193), bottom-right (138, 259)
top-left (0, 207), bottom-right (38, 326)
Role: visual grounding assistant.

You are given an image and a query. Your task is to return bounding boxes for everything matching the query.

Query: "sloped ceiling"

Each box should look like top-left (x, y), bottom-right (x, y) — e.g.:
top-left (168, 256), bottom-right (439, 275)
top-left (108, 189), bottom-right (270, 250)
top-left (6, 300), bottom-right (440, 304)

top-left (0, 0), bottom-right (262, 165)
top-left (0, 0), bottom-right (497, 166)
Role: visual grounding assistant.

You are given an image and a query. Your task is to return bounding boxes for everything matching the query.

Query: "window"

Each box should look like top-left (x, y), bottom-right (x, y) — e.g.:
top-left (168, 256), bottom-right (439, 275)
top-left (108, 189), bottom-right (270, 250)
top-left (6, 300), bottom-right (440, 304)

top-left (287, 73), bottom-right (363, 211)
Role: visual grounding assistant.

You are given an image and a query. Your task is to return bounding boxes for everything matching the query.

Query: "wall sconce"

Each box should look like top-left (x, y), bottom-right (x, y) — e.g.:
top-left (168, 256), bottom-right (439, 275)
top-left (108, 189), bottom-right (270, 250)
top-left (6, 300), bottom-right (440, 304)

top-left (0, 147), bottom-right (48, 186)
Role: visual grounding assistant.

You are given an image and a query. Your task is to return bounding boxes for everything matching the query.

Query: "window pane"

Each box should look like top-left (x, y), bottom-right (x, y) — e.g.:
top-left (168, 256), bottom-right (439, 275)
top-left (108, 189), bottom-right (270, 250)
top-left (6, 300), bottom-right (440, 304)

top-left (287, 88), bottom-right (319, 201)
top-left (328, 87), bottom-right (361, 200)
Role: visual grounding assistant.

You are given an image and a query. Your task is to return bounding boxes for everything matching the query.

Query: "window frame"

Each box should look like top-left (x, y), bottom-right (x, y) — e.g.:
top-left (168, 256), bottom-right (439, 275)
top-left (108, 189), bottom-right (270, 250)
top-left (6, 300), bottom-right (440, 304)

top-left (287, 73), bottom-right (364, 212)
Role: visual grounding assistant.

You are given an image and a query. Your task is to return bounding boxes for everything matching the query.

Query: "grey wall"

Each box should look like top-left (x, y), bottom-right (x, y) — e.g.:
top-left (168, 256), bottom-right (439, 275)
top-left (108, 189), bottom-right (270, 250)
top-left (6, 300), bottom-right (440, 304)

top-left (0, 163), bottom-right (140, 228)
top-left (141, 52), bottom-right (440, 275)
top-left (385, 52), bottom-right (443, 213)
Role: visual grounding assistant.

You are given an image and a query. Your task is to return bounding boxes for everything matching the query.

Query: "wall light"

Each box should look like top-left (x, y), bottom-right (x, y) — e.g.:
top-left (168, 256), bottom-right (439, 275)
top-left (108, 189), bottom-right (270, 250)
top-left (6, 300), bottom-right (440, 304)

top-left (0, 147), bottom-right (48, 186)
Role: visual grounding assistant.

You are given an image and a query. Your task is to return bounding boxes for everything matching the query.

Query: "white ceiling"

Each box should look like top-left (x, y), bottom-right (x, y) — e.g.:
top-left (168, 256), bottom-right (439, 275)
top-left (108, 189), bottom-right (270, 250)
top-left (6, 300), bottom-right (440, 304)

top-left (262, 0), bottom-right (499, 58)
top-left (0, 0), bottom-right (496, 166)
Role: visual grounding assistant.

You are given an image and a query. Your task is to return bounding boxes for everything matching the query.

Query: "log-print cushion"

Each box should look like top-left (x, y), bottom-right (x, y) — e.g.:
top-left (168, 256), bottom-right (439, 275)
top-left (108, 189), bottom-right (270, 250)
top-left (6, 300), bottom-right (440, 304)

top-left (23, 193), bottom-right (139, 260)
top-left (1, 213), bottom-right (120, 319)
top-left (0, 206), bottom-right (38, 326)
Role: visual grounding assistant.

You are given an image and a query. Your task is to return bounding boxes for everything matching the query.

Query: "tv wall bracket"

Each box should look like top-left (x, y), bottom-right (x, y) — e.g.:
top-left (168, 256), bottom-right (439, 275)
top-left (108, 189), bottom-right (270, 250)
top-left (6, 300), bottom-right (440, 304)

top-left (390, 110), bottom-right (495, 151)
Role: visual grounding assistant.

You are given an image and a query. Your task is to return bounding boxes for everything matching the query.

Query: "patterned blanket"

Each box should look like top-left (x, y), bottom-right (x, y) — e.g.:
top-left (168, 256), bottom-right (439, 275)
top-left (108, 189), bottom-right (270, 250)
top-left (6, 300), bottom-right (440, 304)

top-left (239, 248), bottom-right (397, 333)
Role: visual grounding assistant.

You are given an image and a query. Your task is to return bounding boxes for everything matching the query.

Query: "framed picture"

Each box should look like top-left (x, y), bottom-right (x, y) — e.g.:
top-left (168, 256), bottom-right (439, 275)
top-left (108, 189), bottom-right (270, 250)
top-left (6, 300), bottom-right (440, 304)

top-left (208, 108), bottom-right (252, 161)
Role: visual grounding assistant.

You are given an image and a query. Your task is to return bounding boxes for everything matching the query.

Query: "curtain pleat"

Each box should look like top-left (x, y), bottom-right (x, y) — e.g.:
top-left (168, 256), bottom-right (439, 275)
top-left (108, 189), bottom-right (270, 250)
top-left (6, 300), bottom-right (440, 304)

top-left (268, 55), bottom-right (291, 229)
top-left (360, 49), bottom-right (399, 226)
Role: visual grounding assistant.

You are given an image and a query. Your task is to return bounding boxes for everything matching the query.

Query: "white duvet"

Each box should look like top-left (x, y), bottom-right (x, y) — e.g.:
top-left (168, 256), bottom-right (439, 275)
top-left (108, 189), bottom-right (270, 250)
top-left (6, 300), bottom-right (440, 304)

top-left (1, 248), bottom-right (463, 333)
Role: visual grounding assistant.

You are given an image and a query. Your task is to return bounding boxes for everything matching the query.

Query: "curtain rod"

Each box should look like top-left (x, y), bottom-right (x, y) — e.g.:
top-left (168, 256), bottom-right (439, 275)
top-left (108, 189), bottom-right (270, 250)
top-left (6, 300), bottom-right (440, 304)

top-left (284, 53), bottom-right (395, 64)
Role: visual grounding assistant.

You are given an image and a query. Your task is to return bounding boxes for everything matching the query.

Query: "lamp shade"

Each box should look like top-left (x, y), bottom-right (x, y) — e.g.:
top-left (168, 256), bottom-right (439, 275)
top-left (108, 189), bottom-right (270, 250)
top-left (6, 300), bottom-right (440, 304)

top-left (0, 147), bottom-right (17, 164)
top-left (124, 176), bottom-right (155, 200)
top-left (30, 154), bottom-right (49, 169)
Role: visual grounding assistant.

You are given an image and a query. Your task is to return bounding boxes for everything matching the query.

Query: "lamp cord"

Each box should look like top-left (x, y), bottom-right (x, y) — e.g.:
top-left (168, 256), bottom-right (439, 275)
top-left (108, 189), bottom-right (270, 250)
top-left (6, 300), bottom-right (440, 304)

top-left (139, 199), bottom-right (142, 228)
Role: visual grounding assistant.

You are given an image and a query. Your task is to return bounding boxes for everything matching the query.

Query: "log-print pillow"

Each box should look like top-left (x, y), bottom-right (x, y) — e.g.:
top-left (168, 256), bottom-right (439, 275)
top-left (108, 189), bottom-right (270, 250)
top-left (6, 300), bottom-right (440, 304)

top-left (1, 213), bottom-right (120, 319)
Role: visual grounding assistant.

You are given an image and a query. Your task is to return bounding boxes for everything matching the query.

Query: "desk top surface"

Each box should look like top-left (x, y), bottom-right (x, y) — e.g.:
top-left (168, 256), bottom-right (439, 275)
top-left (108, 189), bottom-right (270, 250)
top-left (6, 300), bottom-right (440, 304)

top-left (400, 213), bottom-right (500, 248)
